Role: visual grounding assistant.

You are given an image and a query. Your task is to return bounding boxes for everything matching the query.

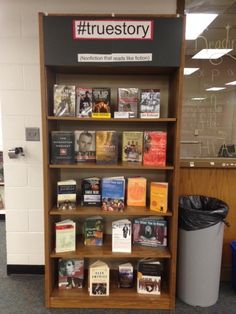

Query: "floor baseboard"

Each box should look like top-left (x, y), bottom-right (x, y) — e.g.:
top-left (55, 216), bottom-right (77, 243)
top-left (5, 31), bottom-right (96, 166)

top-left (7, 265), bottom-right (45, 275)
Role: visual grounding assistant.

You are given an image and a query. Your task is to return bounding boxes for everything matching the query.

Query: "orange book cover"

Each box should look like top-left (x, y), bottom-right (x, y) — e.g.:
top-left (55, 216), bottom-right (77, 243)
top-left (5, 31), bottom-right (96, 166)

top-left (127, 177), bottom-right (147, 206)
top-left (150, 182), bottom-right (168, 213)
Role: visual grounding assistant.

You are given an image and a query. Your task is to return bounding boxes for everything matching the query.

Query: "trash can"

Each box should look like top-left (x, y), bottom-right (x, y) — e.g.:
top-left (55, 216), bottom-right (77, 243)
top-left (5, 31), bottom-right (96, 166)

top-left (177, 195), bottom-right (229, 307)
top-left (230, 241), bottom-right (236, 291)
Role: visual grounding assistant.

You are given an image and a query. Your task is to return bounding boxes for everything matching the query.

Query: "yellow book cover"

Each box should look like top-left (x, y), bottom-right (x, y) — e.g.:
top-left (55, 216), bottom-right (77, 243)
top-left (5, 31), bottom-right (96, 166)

top-left (127, 177), bottom-right (147, 206)
top-left (150, 182), bottom-right (168, 213)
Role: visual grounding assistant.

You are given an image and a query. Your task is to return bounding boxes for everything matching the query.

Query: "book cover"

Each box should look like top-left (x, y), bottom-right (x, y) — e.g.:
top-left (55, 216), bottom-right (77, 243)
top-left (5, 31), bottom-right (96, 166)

top-left (96, 131), bottom-right (118, 164)
top-left (101, 177), bottom-right (125, 212)
top-left (140, 89), bottom-right (160, 118)
top-left (84, 216), bottom-right (104, 246)
top-left (55, 219), bottom-right (76, 253)
top-left (118, 88), bottom-right (139, 118)
top-left (150, 182), bottom-right (168, 213)
top-left (118, 263), bottom-right (134, 288)
top-left (112, 219), bottom-right (132, 253)
top-left (76, 87), bottom-right (92, 117)
top-left (92, 88), bottom-right (111, 118)
top-left (81, 177), bottom-right (101, 206)
top-left (58, 258), bottom-right (84, 289)
top-left (51, 131), bottom-right (75, 164)
top-left (143, 131), bottom-right (167, 166)
top-left (57, 180), bottom-right (77, 210)
top-left (74, 130), bottom-right (96, 163)
top-left (89, 260), bottom-right (110, 296)
top-left (53, 84), bottom-right (76, 117)
top-left (122, 132), bottom-right (143, 163)
top-left (127, 177), bottom-right (147, 207)
top-left (133, 217), bottom-right (167, 247)
top-left (137, 259), bottom-right (162, 295)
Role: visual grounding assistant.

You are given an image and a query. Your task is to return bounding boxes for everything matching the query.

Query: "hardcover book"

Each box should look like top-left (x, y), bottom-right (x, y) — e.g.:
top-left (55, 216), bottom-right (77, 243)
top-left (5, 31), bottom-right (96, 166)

top-left (51, 131), bottom-right (75, 164)
top-left (81, 177), bottom-right (101, 206)
top-left (133, 217), bottom-right (167, 248)
top-left (57, 180), bottom-right (77, 210)
top-left (53, 84), bottom-right (76, 117)
top-left (84, 216), bottom-right (104, 246)
top-left (89, 260), bottom-right (110, 296)
top-left (112, 219), bottom-right (132, 253)
top-left (92, 88), bottom-right (111, 118)
top-left (96, 131), bottom-right (118, 164)
top-left (55, 219), bottom-right (76, 253)
top-left (150, 182), bottom-right (168, 213)
top-left (58, 258), bottom-right (84, 289)
top-left (76, 87), bottom-right (92, 117)
top-left (140, 89), bottom-right (160, 118)
top-left (74, 130), bottom-right (96, 163)
top-left (101, 176), bottom-right (125, 212)
top-left (118, 263), bottom-right (134, 288)
top-left (143, 131), bottom-right (167, 166)
top-left (118, 88), bottom-right (139, 118)
top-left (122, 131), bottom-right (143, 163)
top-left (127, 177), bottom-right (147, 207)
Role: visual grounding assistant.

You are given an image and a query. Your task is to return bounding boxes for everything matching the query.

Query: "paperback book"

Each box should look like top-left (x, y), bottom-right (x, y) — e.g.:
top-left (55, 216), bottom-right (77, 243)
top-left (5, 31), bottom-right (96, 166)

top-left (122, 131), bottom-right (143, 163)
top-left (127, 177), bottom-right (147, 207)
top-left (89, 260), bottom-right (110, 296)
top-left (53, 84), bottom-right (76, 117)
top-left (96, 131), bottom-right (118, 164)
top-left (150, 182), bottom-right (168, 213)
top-left (51, 131), bottom-right (75, 164)
top-left (143, 131), bottom-right (167, 166)
top-left (84, 216), bottom-right (104, 246)
top-left (58, 258), bottom-right (84, 289)
top-left (118, 262), bottom-right (134, 288)
top-left (101, 176), bottom-right (125, 212)
top-left (76, 87), bottom-right (92, 117)
top-left (112, 219), bottom-right (132, 253)
top-left (55, 219), bottom-right (76, 253)
top-left (57, 179), bottom-right (77, 210)
top-left (117, 87), bottom-right (139, 118)
top-left (74, 130), bottom-right (96, 163)
top-left (139, 89), bottom-right (160, 118)
top-left (81, 177), bottom-right (101, 206)
top-left (92, 88), bottom-right (111, 118)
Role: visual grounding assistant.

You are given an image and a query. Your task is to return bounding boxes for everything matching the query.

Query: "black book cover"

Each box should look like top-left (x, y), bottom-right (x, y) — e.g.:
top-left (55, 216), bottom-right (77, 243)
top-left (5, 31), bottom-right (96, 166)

top-left (51, 131), bottom-right (75, 164)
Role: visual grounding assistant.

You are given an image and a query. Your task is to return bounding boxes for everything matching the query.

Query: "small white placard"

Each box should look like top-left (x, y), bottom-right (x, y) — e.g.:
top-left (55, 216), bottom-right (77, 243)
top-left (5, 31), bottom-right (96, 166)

top-left (78, 53), bottom-right (152, 63)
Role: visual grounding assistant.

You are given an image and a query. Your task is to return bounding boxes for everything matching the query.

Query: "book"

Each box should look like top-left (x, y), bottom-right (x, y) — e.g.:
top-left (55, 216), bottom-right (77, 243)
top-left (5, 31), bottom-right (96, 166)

top-left (55, 219), bottom-right (76, 253)
top-left (53, 84), bottom-right (76, 116)
top-left (81, 177), bottom-right (101, 206)
top-left (118, 88), bottom-right (139, 118)
top-left (57, 180), bottom-right (77, 210)
top-left (89, 260), bottom-right (110, 296)
top-left (137, 259), bottom-right (162, 295)
top-left (118, 263), bottom-right (134, 288)
top-left (101, 177), bottom-right (125, 212)
top-left (143, 131), bottom-right (167, 166)
top-left (51, 131), bottom-right (75, 164)
top-left (76, 87), bottom-right (92, 117)
top-left (74, 130), bottom-right (96, 163)
top-left (58, 258), bottom-right (84, 289)
top-left (112, 219), bottom-right (132, 253)
top-left (96, 131), bottom-right (118, 164)
top-left (127, 177), bottom-right (147, 207)
top-left (122, 131), bottom-right (143, 163)
top-left (150, 182), bottom-right (168, 213)
top-left (84, 216), bottom-right (104, 246)
top-left (92, 88), bottom-right (111, 118)
top-left (140, 89), bottom-right (160, 118)
top-left (133, 217), bottom-right (167, 247)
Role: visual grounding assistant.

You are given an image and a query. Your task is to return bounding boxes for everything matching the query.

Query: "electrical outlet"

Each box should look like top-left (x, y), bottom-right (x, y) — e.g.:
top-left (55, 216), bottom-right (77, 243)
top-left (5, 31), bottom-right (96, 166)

top-left (25, 127), bottom-right (40, 141)
top-left (194, 129), bottom-right (199, 136)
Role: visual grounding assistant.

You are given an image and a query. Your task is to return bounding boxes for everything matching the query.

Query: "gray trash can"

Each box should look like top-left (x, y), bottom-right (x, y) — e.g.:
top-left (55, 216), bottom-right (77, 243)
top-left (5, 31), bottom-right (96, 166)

top-left (177, 195), bottom-right (229, 307)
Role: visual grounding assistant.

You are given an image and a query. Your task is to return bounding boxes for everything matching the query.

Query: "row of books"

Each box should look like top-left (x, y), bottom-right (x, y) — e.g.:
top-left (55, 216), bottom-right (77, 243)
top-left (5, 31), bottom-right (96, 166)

top-left (59, 258), bottom-right (163, 296)
top-left (51, 130), bottom-right (167, 165)
top-left (58, 177), bottom-right (168, 213)
top-left (55, 217), bottom-right (167, 253)
top-left (54, 85), bottom-right (160, 119)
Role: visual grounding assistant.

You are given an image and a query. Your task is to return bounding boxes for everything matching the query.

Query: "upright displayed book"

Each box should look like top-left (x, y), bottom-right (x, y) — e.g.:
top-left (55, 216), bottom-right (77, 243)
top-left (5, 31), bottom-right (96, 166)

top-left (76, 87), bottom-right (92, 117)
top-left (96, 131), bottom-right (118, 164)
top-left (57, 180), bottom-right (77, 210)
top-left (58, 258), bottom-right (84, 289)
top-left (137, 259), bottom-right (162, 295)
top-left (112, 219), bottom-right (132, 253)
top-left (139, 89), bottom-right (160, 118)
top-left (51, 131), bottom-right (74, 164)
top-left (117, 88), bottom-right (139, 118)
top-left (92, 88), bottom-right (111, 118)
top-left (122, 131), bottom-right (143, 163)
top-left (89, 260), bottom-right (110, 296)
top-left (74, 130), bottom-right (96, 163)
top-left (53, 84), bottom-right (76, 116)
top-left (150, 182), bottom-right (168, 213)
top-left (55, 219), bottom-right (76, 253)
top-left (81, 177), bottom-right (101, 206)
top-left (101, 176), bottom-right (125, 212)
top-left (118, 263), bottom-right (134, 288)
top-left (127, 177), bottom-right (147, 207)
top-left (84, 216), bottom-right (104, 246)
top-left (143, 131), bottom-right (167, 166)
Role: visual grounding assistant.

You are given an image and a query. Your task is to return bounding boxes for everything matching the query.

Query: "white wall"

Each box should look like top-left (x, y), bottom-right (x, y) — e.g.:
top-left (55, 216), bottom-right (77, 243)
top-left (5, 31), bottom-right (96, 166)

top-left (0, 0), bottom-right (176, 266)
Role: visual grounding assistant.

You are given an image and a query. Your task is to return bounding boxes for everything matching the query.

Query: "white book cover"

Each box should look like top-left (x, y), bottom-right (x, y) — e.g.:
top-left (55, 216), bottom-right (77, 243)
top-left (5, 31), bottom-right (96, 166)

top-left (89, 260), bottom-right (110, 296)
top-left (55, 219), bottom-right (76, 253)
top-left (112, 219), bottom-right (132, 253)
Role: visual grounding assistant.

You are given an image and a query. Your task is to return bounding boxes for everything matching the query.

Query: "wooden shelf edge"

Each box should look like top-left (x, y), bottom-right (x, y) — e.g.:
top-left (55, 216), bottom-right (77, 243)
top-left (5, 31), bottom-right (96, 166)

top-left (47, 116), bottom-right (177, 122)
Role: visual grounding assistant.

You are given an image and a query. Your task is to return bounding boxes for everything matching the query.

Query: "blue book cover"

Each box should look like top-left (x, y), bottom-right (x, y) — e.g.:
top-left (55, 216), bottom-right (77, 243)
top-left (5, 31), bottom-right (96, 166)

top-left (102, 177), bottom-right (125, 212)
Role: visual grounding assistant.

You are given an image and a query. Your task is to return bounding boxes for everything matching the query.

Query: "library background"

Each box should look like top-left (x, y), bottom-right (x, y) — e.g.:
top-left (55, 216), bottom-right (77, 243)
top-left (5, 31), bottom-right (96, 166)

top-left (0, 0), bottom-right (236, 312)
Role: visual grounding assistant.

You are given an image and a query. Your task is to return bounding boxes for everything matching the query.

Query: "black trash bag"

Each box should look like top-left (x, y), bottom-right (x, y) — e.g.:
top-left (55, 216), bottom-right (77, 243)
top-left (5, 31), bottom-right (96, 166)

top-left (179, 195), bottom-right (229, 231)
